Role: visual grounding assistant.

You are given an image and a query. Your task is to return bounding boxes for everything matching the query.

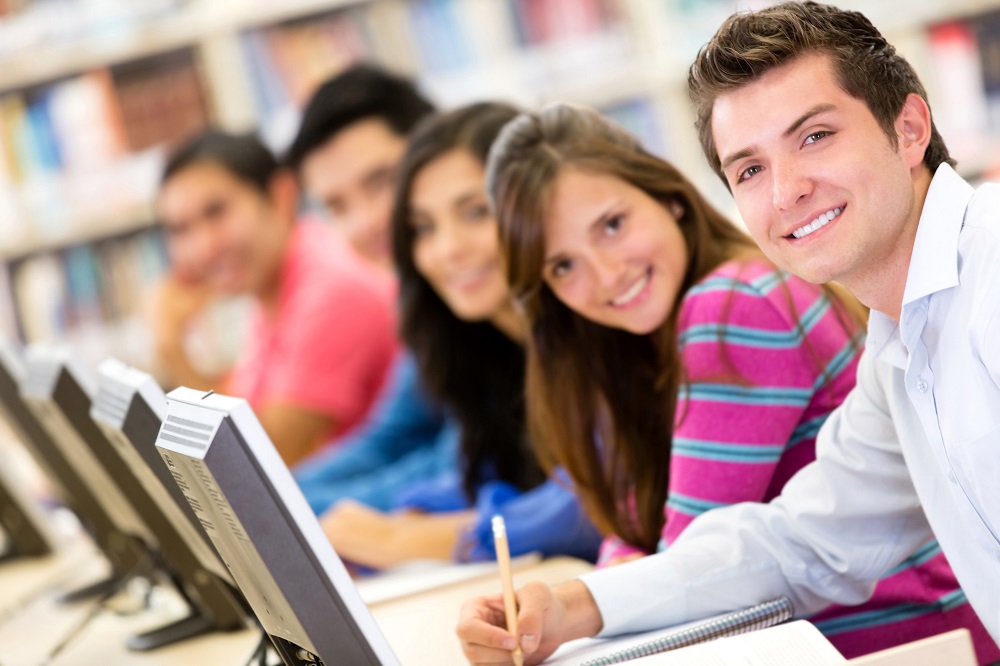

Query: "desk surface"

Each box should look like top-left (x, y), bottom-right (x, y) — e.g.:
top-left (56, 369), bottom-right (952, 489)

top-left (0, 552), bottom-right (591, 666)
top-left (0, 543), bottom-right (104, 622)
top-left (1, 553), bottom-right (971, 666)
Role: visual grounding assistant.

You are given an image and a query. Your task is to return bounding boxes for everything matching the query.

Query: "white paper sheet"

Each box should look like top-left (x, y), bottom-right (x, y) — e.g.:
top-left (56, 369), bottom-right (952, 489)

top-left (545, 620), bottom-right (846, 666)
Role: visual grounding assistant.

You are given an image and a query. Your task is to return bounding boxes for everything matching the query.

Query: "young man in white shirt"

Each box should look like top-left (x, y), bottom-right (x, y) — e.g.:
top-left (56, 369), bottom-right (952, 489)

top-left (456, 3), bottom-right (1000, 663)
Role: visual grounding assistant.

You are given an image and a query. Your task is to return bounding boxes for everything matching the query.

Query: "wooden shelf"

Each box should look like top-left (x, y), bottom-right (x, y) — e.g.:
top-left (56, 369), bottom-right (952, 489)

top-left (1, 0), bottom-right (998, 356)
top-left (0, 0), bottom-right (365, 93)
top-left (0, 206), bottom-right (156, 261)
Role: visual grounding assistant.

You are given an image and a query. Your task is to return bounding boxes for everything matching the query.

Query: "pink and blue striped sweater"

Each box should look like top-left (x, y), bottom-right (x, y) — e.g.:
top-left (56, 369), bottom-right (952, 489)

top-left (597, 259), bottom-right (999, 663)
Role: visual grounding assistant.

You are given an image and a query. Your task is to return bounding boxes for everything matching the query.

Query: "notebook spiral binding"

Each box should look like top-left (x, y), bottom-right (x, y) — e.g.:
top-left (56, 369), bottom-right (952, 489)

top-left (579, 596), bottom-right (794, 666)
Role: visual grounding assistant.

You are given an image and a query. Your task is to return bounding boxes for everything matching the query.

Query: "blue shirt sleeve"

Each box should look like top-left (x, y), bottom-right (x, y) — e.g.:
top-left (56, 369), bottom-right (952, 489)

top-left (293, 352), bottom-right (450, 513)
top-left (389, 420), bottom-right (469, 512)
top-left (457, 472), bottom-right (603, 564)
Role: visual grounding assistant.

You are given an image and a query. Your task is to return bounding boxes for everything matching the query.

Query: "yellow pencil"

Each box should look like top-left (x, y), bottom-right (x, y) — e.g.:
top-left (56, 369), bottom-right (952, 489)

top-left (492, 515), bottom-right (524, 666)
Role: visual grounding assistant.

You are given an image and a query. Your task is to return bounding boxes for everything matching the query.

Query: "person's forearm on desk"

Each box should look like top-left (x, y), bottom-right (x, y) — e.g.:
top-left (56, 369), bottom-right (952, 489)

top-left (321, 501), bottom-right (475, 569)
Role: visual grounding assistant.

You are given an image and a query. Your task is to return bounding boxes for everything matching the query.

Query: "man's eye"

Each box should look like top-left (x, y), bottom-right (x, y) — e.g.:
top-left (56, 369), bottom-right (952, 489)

top-left (804, 131), bottom-right (832, 145)
top-left (737, 165), bottom-right (763, 184)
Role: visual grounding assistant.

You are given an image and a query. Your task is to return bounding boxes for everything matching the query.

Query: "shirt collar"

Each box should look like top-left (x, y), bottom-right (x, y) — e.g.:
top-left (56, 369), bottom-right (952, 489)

top-left (865, 164), bottom-right (973, 369)
top-left (866, 309), bottom-right (907, 369)
top-left (901, 163), bottom-right (974, 307)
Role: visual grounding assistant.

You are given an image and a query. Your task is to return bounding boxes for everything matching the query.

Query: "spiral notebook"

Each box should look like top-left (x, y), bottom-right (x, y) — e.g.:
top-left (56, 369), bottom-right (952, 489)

top-left (546, 597), bottom-right (798, 665)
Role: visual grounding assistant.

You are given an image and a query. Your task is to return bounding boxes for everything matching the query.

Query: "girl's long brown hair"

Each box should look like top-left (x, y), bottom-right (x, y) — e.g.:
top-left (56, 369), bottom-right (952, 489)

top-left (486, 104), bottom-right (863, 551)
top-left (392, 102), bottom-right (546, 500)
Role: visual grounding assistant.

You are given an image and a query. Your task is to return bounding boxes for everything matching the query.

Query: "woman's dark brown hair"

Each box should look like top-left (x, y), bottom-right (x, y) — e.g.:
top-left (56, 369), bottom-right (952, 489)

top-left (487, 103), bottom-right (863, 550)
top-left (391, 102), bottom-right (545, 499)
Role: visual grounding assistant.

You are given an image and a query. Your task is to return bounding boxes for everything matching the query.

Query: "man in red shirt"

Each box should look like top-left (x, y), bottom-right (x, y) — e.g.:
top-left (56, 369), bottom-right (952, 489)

top-left (155, 132), bottom-right (396, 466)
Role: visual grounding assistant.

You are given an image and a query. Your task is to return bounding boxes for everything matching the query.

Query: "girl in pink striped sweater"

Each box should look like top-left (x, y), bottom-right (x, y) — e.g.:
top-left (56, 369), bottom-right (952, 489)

top-left (485, 103), bottom-right (999, 662)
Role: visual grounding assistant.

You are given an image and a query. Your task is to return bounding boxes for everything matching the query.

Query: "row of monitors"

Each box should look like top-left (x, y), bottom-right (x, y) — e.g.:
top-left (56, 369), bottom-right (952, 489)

top-left (0, 343), bottom-right (401, 665)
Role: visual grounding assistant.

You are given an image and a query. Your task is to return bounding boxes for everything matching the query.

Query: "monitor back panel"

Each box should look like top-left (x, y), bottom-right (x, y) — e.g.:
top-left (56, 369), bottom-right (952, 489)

top-left (0, 464), bottom-right (51, 558)
top-left (24, 354), bottom-right (248, 632)
top-left (91, 366), bottom-right (246, 628)
top-left (0, 345), bottom-right (143, 571)
top-left (156, 391), bottom-right (399, 666)
top-left (21, 359), bottom-right (155, 548)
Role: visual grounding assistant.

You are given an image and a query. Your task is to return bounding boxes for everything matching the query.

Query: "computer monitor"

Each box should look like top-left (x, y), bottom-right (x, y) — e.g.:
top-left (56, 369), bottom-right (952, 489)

top-left (155, 387), bottom-right (400, 666)
top-left (0, 460), bottom-right (52, 562)
top-left (0, 341), bottom-right (147, 594)
top-left (20, 347), bottom-right (248, 650)
top-left (92, 359), bottom-right (248, 645)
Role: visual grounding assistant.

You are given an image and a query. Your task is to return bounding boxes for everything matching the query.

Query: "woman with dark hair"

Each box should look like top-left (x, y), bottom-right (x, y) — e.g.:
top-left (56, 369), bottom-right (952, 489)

top-left (317, 103), bottom-right (601, 569)
top-left (455, 104), bottom-right (998, 664)
top-left (154, 131), bottom-right (397, 467)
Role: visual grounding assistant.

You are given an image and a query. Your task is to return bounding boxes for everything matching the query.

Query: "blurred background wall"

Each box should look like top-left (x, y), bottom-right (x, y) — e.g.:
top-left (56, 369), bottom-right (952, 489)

top-left (0, 0), bottom-right (998, 369)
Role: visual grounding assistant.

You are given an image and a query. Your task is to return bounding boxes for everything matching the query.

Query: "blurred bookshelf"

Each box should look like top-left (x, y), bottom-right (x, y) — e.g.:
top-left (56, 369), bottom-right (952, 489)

top-left (1, 0), bottom-right (999, 369)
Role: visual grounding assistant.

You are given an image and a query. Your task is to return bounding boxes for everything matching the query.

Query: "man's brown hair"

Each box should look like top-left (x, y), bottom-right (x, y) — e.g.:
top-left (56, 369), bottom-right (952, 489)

top-left (688, 1), bottom-right (954, 184)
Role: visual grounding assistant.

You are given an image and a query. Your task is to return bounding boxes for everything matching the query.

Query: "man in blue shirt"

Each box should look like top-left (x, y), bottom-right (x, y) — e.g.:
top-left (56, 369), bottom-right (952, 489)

top-left (287, 65), bottom-right (451, 514)
top-left (457, 4), bottom-right (1000, 663)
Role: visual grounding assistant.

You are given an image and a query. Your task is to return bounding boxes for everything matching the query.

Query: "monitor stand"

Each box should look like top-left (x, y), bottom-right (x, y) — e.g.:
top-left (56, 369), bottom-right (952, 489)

top-left (58, 572), bottom-right (123, 604)
top-left (126, 563), bottom-right (243, 651)
top-left (126, 611), bottom-right (218, 651)
top-left (0, 538), bottom-right (49, 564)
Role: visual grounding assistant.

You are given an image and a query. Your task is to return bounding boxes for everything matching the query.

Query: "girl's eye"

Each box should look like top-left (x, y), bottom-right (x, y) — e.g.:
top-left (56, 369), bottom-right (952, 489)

top-left (462, 204), bottom-right (491, 222)
top-left (737, 164), bottom-right (763, 184)
top-left (804, 130), bottom-right (832, 145)
top-left (551, 259), bottom-right (573, 278)
top-left (412, 220), bottom-right (434, 237)
top-left (604, 214), bottom-right (624, 235)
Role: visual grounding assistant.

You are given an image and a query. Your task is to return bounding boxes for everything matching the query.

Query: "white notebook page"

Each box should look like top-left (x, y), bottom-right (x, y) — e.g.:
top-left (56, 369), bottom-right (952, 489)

top-left (545, 620), bottom-right (845, 666)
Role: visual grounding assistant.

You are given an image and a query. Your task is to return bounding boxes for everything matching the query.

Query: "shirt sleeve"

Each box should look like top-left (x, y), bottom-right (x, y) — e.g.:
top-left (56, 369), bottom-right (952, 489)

top-left (457, 475), bottom-right (603, 563)
top-left (579, 350), bottom-right (934, 637)
top-left (389, 420), bottom-right (467, 513)
top-left (293, 354), bottom-right (445, 487)
top-left (295, 439), bottom-right (456, 515)
top-left (262, 272), bottom-right (397, 429)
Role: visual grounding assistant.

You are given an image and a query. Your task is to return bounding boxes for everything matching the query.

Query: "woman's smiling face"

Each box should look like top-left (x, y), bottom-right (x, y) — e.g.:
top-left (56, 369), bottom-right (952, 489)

top-left (410, 148), bottom-right (511, 322)
top-left (541, 168), bottom-right (689, 335)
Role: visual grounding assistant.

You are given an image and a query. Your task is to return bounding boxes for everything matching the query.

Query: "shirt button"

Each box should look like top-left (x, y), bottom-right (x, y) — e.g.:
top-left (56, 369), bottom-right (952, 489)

top-left (916, 378), bottom-right (929, 393)
top-left (948, 470), bottom-right (957, 484)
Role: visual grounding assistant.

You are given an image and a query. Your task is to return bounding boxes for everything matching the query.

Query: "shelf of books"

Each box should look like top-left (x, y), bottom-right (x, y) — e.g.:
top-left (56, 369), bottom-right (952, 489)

top-left (0, 0), bottom-right (998, 367)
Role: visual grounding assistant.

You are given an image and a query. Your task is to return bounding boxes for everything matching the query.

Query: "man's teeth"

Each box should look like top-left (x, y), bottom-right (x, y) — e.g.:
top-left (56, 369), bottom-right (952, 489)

top-left (791, 207), bottom-right (842, 239)
top-left (612, 272), bottom-right (649, 306)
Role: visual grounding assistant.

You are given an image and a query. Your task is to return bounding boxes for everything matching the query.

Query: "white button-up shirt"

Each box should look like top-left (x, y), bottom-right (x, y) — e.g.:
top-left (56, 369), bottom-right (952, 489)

top-left (580, 164), bottom-right (1000, 645)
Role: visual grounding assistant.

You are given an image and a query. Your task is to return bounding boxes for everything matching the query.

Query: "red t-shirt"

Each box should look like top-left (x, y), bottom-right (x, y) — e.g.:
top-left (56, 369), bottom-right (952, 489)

top-left (227, 222), bottom-right (397, 445)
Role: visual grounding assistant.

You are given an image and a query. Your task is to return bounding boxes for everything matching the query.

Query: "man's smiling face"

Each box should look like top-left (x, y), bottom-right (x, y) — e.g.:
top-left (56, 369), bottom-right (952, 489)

top-left (712, 51), bottom-right (922, 288)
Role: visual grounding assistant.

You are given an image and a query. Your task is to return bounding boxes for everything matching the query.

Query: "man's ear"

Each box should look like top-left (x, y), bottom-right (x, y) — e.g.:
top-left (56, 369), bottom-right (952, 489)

top-left (896, 93), bottom-right (932, 171)
top-left (267, 168), bottom-right (301, 222)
